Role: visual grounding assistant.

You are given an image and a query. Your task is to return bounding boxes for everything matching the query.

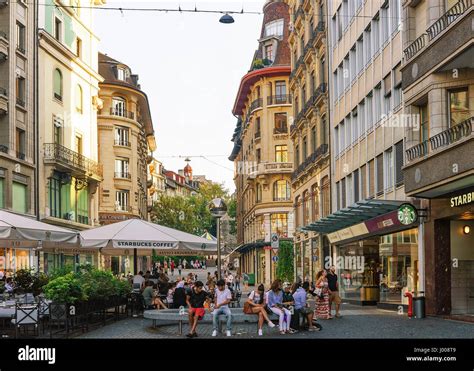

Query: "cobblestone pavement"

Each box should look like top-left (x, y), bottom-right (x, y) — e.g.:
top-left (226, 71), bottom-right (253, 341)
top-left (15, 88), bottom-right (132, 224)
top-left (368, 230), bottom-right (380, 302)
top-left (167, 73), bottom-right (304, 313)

top-left (76, 303), bottom-right (474, 339)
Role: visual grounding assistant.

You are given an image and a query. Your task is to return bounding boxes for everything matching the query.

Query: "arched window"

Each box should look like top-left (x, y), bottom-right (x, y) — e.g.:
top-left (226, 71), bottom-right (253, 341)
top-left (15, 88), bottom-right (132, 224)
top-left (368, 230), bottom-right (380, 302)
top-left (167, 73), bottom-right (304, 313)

top-left (53, 69), bottom-right (63, 101)
top-left (303, 190), bottom-right (310, 226)
top-left (256, 183), bottom-right (262, 203)
top-left (273, 180), bottom-right (290, 201)
top-left (112, 96), bottom-right (126, 117)
top-left (76, 84), bottom-right (83, 113)
top-left (311, 184), bottom-right (320, 222)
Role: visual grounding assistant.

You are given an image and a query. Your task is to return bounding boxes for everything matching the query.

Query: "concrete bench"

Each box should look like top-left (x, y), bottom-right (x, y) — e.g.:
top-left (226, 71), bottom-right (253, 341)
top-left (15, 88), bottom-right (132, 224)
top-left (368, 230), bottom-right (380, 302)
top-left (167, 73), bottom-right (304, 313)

top-left (144, 308), bottom-right (279, 335)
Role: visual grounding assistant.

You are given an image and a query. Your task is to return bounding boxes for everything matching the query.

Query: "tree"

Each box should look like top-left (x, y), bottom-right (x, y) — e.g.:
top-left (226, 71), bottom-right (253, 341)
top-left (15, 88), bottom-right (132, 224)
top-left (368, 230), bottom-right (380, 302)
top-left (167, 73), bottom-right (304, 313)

top-left (276, 241), bottom-right (294, 283)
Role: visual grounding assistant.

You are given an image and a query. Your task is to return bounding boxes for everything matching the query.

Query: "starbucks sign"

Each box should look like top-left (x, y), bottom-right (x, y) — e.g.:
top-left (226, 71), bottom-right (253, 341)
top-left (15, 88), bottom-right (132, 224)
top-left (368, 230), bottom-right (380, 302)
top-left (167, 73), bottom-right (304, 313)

top-left (397, 204), bottom-right (418, 225)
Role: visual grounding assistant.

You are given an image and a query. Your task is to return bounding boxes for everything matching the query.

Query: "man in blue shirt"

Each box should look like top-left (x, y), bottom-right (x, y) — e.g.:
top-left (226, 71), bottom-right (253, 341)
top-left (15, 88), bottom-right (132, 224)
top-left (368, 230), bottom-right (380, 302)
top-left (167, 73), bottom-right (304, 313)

top-left (293, 282), bottom-right (319, 331)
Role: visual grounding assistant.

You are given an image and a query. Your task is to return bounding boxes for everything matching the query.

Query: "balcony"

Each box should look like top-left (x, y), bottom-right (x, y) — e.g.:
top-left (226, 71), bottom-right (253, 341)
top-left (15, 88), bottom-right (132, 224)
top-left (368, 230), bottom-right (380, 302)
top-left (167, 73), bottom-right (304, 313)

top-left (0, 31), bottom-right (8, 61)
top-left (404, 117), bottom-right (474, 196)
top-left (114, 172), bottom-right (131, 180)
top-left (402, 0), bottom-right (473, 87)
top-left (0, 87), bottom-right (7, 114)
top-left (311, 22), bottom-right (325, 48)
top-left (44, 143), bottom-right (103, 180)
top-left (291, 144), bottom-right (329, 180)
top-left (109, 107), bottom-right (135, 120)
top-left (114, 139), bottom-right (131, 147)
top-left (249, 98), bottom-right (263, 112)
top-left (267, 94), bottom-right (292, 105)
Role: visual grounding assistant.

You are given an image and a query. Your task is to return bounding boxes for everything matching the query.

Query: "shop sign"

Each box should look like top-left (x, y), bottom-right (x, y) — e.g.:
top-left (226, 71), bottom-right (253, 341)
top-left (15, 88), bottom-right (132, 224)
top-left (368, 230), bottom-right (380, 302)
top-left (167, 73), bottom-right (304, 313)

top-left (397, 204), bottom-right (418, 225)
top-left (113, 241), bottom-right (178, 248)
top-left (450, 191), bottom-right (474, 207)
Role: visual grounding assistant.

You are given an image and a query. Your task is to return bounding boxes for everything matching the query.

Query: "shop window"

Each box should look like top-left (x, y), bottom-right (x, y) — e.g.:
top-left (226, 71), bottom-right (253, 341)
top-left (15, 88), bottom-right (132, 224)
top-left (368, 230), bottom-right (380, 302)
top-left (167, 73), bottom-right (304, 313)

top-left (12, 182), bottom-right (27, 214)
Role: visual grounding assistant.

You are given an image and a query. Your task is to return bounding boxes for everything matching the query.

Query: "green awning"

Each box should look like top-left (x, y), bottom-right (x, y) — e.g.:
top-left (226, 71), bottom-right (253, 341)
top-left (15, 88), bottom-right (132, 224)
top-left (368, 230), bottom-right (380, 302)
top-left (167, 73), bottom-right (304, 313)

top-left (302, 200), bottom-right (406, 234)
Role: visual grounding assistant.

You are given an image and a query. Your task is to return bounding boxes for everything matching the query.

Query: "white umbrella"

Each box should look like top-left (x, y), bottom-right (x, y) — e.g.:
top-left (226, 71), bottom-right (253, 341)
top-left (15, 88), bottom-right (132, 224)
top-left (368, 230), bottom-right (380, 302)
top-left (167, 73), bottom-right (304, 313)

top-left (80, 219), bottom-right (217, 255)
top-left (0, 210), bottom-right (78, 243)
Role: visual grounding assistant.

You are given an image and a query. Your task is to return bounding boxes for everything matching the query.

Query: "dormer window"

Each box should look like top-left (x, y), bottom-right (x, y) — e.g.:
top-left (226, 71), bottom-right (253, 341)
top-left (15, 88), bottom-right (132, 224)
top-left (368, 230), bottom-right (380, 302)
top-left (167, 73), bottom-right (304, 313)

top-left (265, 19), bottom-right (284, 37)
top-left (117, 67), bottom-right (130, 81)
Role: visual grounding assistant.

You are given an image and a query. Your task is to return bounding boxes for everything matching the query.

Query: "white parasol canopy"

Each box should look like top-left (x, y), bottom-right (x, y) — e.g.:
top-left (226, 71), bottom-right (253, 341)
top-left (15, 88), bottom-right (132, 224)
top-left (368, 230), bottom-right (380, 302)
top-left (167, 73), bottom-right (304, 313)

top-left (0, 210), bottom-right (78, 243)
top-left (79, 219), bottom-right (217, 256)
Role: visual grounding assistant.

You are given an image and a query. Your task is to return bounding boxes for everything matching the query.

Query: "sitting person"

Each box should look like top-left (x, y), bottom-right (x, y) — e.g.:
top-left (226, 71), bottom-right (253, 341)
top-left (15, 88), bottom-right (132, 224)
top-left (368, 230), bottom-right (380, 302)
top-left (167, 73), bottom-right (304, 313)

top-left (245, 284), bottom-right (276, 336)
top-left (172, 283), bottom-right (188, 309)
top-left (293, 282), bottom-right (320, 331)
top-left (166, 282), bottom-right (176, 308)
top-left (4, 277), bottom-right (14, 294)
top-left (142, 281), bottom-right (167, 310)
top-left (267, 280), bottom-right (294, 335)
top-left (212, 279), bottom-right (233, 337)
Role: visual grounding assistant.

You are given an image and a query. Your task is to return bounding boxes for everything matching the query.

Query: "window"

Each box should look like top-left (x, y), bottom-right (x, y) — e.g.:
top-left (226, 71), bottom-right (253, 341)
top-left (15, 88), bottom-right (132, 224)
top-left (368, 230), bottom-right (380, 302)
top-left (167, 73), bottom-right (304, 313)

top-left (75, 135), bottom-right (82, 155)
top-left (321, 177), bottom-right (330, 217)
top-left (16, 128), bottom-right (25, 159)
top-left (352, 109), bottom-right (358, 143)
top-left (341, 178), bottom-right (346, 208)
top-left (350, 46), bottom-right (356, 83)
top-left (256, 148), bottom-right (261, 163)
top-left (76, 37), bottom-right (82, 58)
top-left (16, 22), bottom-right (25, 53)
top-left (347, 174), bottom-right (353, 206)
top-left (112, 97), bottom-right (126, 116)
top-left (117, 68), bottom-right (126, 81)
top-left (383, 74), bottom-right (392, 115)
top-left (115, 127), bottom-right (130, 147)
top-left (273, 180), bottom-right (290, 201)
top-left (358, 100), bottom-right (365, 136)
top-left (384, 148), bottom-right (394, 190)
top-left (418, 104), bottom-right (429, 142)
top-left (376, 154), bottom-right (384, 196)
top-left (374, 84), bottom-right (382, 123)
top-left (395, 141), bottom-right (404, 186)
top-left (364, 26), bottom-right (372, 65)
top-left (265, 19), bottom-right (284, 37)
top-left (271, 213), bottom-right (288, 238)
top-left (301, 83), bottom-right (306, 105)
top-left (339, 121), bottom-right (345, 151)
top-left (336, 181), bottom-right (341, 211)
top-left (0, 176), bottom-right (4, 209)
top-left (49, 175), bottom-right (61, 218)
top-left (275, 81), bottom-right (286, 99)
top-left (372, 14), bottom-right (380, 56)
top-left (255, 117), bottom-right (261, 137)
top-left (368, 159), bottom-right (375, 198)
top-left (295, 196), bottom-right (301, 228)
top-left (76, 84), bottom-right (83, 113)
top-left (393, 63), bottom-right (402, 109)
top-left (337, 7), bottom-right (342, 41)
top-left (54, 17), bottom-right (62, 41)
top-left (275, 145), bottom-right (288, 163)
top-left (360, 164), bottom-right (367, 200)
top-left (311, 126), bottom-right (317, 152)
top-left (303, 190), bottom-right (310, 226)
top-left (345, 115), bottom-right (351, 148)
top-left (53, 115), bottom-right (63, 145)
top-left (274, 113), bottom-right (288, 133)
top-left (449, 88), bottom-right (469, 126)
top-left (335, 126), bottom-right (339, 155)
top-left (115, 190), bottom-right (129, 212)
top-left (53, 69), bottom-right (63, 101)
top-left (302, 136), bottom-right (307, 160)
top-left (381, 4), bottom-right (390, 45)
top-left (311, 184), bottom-right (319, 221)
top-left (366, 93), bottom-right (373, 130)
top-left (357, 36), bottom-right (363, 74)
top-left (256, 183), bottom-right (262, 203)
top-left (12, 182), bottom-right (27, 213)
top-left (265, 44), bottom-right (274, 62)
top-left (343, 55), bottom-right (349, 90)
top-left (333, 71), bottom-right (338, 99)
top-left (310, 71), bottom-right (315, 95)
top-left (391, 0), bottom-right (401, 33)
top-left (295, 144), bottom-right (299, 166)
top-left (16, 76), bottom-right (25, 106)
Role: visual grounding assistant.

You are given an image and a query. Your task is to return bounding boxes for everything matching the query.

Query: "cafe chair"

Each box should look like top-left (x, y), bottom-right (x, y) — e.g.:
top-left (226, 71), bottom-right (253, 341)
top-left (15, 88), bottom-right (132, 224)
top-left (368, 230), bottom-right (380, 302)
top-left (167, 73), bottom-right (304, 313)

top-left (11, 303), bottom-right (39, 338)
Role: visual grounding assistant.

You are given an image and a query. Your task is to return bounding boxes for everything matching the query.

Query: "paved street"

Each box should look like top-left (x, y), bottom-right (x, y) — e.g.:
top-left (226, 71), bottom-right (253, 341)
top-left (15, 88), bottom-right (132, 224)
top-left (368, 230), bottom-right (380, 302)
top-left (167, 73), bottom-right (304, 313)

top-left (76, 302), bottom-right (474, 339)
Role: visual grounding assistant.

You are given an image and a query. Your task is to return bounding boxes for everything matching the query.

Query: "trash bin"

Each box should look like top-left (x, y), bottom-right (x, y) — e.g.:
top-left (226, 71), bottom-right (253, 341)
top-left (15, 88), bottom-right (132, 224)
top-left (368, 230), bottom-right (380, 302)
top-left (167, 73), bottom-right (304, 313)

top-left (247, 273), bottom-right (255, 286)
top-left (413, 292), bottom-right (426, 319)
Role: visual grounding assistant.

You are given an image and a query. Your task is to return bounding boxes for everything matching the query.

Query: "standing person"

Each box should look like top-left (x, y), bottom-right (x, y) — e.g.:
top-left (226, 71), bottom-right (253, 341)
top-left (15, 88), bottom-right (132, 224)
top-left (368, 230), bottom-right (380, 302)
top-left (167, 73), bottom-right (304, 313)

top-left (214, 271), bottom-right (219, 282)
top-left (178, 262), bottom-right (183, 277)
top-left (166, 282), bottom-right (176, 308)
top-left (212, 279), bottom-right (233, 337)
top-left (244, 284), bottom-right (276, 336)
top-left (293, 282), bottom-right (320, 331)
top-left (170, 260), bottom-right (175, 276)
top-left (267, 280), bottom-right (292, 335)
top-left (190, 260), bottom-right (194, 269)
top-left (185, 281), bottom-right (210, 338)
top-left (234, 273), bottom-right (241, 291)
top-left (202, 260), bottom-right (207, 270)
top-left (183, 258), bottom-right (187, 269)
top-left (133, 271), bottom-right (146, 290)
top-left (226, 272), bottom-right (234, 289)
top-left (328, 266), bottom-right (342, 318)
top-left (243, 272), bottom-right (249, 289)
top-left (315, 270), bottom-right (332, 320)
top-left (163, 261), bottom-right (168, 275)
top-left (207, 272), bottom-right (212, 283)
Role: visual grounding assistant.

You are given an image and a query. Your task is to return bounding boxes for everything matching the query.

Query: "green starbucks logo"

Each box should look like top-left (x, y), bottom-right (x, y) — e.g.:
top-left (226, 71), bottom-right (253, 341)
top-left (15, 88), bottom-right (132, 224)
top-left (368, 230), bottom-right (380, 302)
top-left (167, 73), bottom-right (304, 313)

top-left (398, 204), bottom-right (418, 225)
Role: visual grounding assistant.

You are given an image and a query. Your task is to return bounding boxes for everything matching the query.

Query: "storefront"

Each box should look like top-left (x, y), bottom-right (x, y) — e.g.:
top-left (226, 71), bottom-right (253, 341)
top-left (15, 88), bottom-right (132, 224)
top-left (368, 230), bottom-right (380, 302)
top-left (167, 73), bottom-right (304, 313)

top-left (0, 246), bottom-right (36, 274)
top-left (237, 242), bottom-right (281, 287)
top-left (41, 247), bottom-right (99, 274)
top-left (303, 200), bottom-right (421, 309)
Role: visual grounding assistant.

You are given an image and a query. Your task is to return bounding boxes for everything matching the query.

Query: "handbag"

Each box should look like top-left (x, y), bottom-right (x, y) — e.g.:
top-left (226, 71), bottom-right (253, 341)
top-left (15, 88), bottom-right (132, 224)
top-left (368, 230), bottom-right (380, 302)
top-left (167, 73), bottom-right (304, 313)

top-left (243, 301), bottom-right (253, 314)
top-left (314, 287), bottom-right (324, 299)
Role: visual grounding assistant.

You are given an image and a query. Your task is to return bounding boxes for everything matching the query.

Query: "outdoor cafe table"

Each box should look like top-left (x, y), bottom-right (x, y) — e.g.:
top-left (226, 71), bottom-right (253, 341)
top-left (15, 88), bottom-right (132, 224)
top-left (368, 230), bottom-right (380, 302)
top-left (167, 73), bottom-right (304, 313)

top-left (0, 307), bottom-right (15, 318)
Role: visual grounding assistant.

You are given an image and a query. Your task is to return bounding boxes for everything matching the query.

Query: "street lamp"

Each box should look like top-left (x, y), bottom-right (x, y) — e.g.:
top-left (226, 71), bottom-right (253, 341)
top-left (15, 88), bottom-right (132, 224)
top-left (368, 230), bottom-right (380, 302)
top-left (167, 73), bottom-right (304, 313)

top-left (209, 198), bottom-right (227, 280)
top-left (219, 13), bottom-right (235, 24)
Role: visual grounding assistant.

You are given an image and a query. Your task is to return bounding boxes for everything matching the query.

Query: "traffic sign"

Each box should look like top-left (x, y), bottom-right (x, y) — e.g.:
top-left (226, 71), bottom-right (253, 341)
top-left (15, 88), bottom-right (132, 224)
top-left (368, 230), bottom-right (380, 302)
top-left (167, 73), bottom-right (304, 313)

top-left (271, 233), bottom-right (279, 249)
top-left (272, 256), bottom-right (279, 263)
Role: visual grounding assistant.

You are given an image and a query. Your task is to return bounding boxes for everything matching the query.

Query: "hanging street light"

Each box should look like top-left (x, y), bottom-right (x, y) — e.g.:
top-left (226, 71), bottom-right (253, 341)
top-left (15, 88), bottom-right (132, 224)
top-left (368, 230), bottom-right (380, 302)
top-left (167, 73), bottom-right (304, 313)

top-left (219, 13), bottom-right (235, 24)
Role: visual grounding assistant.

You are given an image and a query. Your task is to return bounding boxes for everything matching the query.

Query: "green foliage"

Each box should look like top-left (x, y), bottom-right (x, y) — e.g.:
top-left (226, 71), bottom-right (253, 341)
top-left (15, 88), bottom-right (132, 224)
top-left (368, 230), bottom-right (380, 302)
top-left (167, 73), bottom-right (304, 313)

top-left (0, 281), bottom-right (5, 293)
top-left (13, 269), bottom-right (35, 293)
top-left (49, 265), bottom-right (76, 280)
top-left (276, 241), bottom-right (295, 283)
top-left (251, 58), bottom-right (272, 71)
top-left (32, 272), bottom-right (49, 296)
top-left (43, 273), bottom-right (85, 304)
top-left (43, 267), bottom-right (131, 304)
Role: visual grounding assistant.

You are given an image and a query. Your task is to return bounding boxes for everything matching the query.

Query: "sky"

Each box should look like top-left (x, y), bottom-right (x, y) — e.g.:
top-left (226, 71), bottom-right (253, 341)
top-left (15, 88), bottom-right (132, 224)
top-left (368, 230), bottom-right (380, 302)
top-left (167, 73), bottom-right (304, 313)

top-left (94, 1), bottom-right (267, 193)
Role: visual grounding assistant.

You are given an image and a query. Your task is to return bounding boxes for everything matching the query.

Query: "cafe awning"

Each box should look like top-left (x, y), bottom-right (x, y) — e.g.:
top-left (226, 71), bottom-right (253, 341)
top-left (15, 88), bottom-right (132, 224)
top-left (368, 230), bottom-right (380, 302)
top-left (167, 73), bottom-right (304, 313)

top-left (302, 200), bottom-right (407, 234)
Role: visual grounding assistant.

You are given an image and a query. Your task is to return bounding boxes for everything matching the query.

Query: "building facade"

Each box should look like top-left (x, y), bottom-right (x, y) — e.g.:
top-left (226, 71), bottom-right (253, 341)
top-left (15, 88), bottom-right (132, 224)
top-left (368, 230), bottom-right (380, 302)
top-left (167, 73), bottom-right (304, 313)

top-left (285, 0), bottom-right (331, 283)
top-left (0, 0), bottom-right (37, 273)
top-left (97, 52), bottom-right (156, 226)
top-left (401, 0), bottom-right (473, 316)
top-left (307, 0), bottom-right (423, 309)
top-left (37, 0), bottom-right (106, 272)
top-left (230, 0), bottom-right (294, 286)
top-left (147, 157), bottom-right (166, 217)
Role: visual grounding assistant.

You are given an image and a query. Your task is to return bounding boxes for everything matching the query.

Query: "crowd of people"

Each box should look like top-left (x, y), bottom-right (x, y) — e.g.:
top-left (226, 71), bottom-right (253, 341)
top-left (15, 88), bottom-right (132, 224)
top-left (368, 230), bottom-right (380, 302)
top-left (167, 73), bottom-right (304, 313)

top-left (130, 264), bottom-right (343, 337)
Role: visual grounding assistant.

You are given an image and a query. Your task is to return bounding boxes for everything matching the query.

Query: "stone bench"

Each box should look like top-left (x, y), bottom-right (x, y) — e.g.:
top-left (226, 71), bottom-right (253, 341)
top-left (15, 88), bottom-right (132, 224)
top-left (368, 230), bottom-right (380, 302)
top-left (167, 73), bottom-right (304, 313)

top-left (144, 308), bottom-right (279, 335)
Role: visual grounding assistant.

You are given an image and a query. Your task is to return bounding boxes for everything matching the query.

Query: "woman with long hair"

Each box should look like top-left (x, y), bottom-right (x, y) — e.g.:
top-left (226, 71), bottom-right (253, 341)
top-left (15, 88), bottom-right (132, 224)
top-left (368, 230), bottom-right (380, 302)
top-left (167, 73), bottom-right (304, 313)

top-left (315, 270), bottom-right (332, 319)
top-left (245, 284), bottom-right (276, 336)
top-left (267, 280), bottom-right (293, 334)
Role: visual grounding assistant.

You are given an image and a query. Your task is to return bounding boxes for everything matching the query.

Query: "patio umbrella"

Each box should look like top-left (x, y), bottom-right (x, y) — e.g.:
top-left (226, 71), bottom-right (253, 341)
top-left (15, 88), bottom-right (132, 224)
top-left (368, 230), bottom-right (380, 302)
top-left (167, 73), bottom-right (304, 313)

top-left (0, 210), bottom-right (78, 243)
top-left (80, 219), bottom-right (217, 255)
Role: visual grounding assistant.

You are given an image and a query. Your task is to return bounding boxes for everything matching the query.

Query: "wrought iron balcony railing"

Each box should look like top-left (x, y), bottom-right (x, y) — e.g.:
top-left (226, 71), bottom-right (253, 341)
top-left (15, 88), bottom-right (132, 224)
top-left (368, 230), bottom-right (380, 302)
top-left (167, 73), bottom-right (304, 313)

top-left (291, 143), bottom-right (329, 180)
top-left (406, 117), bottom-right (473, 162)
top-left (44, 143), bottom-right (103, 178)
top-left (114, 139), bottom-right (131, 147)
top-left (250, 98), bottom-right (263, 112)
top-left (114, 172), bottom-right (131, 179)
top-left (110, 107), bottom-right (135, 120)
top-left (267, 94), bottom-right (292, 105)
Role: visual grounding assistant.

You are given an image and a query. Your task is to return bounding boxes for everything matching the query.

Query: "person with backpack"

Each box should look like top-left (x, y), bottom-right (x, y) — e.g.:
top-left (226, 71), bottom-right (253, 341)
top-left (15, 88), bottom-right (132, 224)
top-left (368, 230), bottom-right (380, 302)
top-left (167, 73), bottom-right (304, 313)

top-left (244, 284), bottom-right (276, 336)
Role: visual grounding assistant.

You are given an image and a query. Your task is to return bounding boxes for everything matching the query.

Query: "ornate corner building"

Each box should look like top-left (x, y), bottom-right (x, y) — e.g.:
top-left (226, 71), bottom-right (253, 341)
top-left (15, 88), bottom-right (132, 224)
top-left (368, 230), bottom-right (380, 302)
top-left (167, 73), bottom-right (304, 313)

top-left (285, 0), bottom-right (331, 283)
top-left (97, 53), bottom-right (156, 226)
top-left (229, 0), bottom-right (294, 286)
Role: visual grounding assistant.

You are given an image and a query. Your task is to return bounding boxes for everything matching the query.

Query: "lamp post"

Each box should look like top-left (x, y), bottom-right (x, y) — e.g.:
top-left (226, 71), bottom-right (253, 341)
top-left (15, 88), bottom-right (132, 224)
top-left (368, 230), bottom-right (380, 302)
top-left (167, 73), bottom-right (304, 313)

top-left (209, 198), bottom-right (227, 280)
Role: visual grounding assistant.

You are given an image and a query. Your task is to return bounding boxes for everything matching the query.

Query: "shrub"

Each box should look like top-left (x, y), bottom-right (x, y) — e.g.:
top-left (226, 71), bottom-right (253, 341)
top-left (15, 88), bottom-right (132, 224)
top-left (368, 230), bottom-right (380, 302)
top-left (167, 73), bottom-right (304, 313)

top-left (43, 273), bottom-right (85, 304)
top-left (13, 269), bottom-right (35, 293)
top-left (276, 241), bottom-right (295, 283)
